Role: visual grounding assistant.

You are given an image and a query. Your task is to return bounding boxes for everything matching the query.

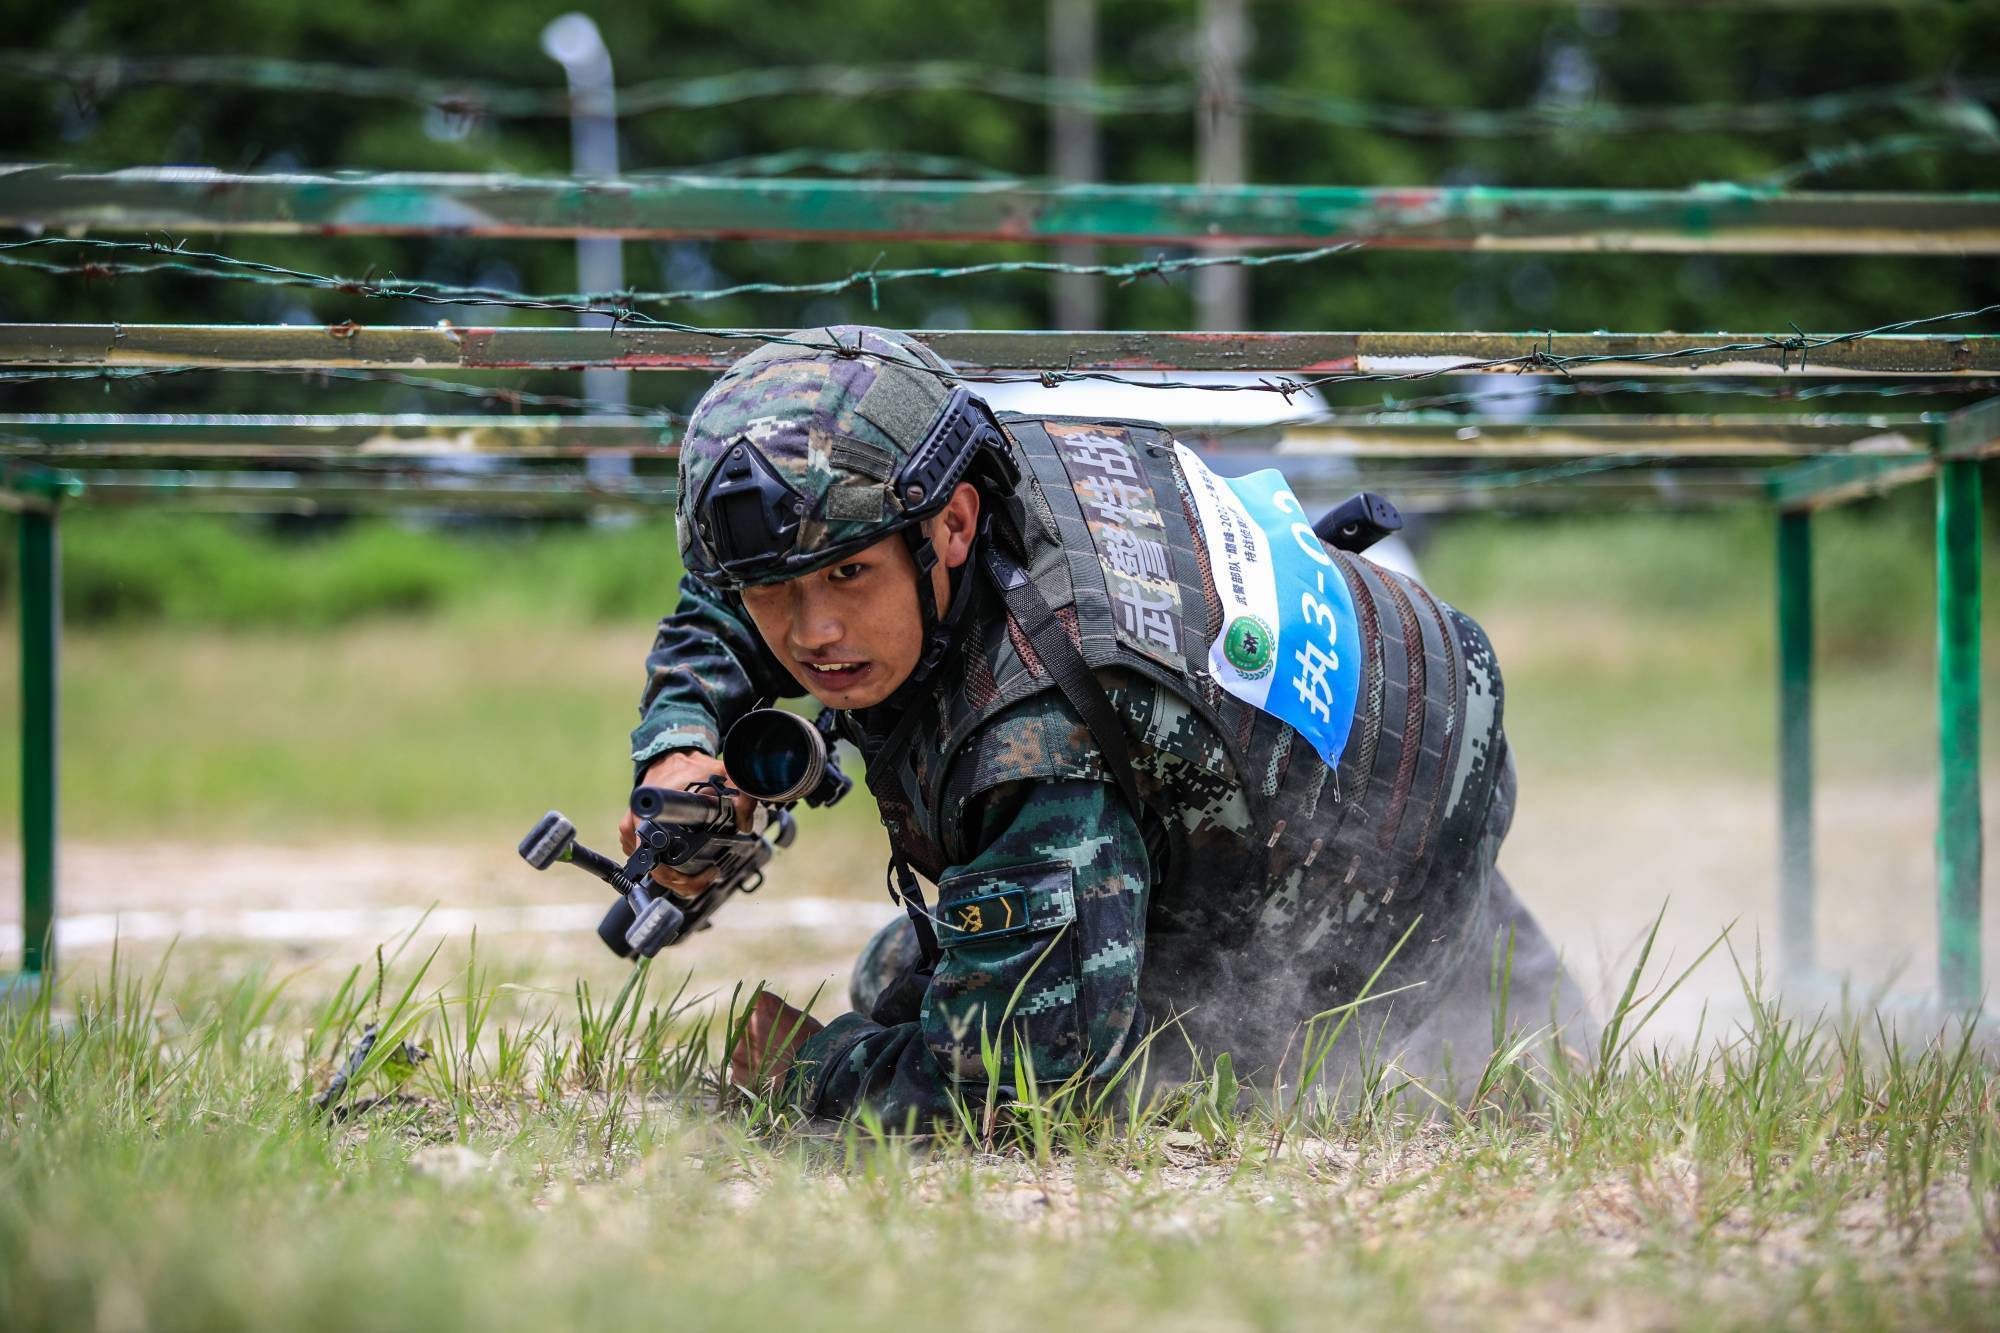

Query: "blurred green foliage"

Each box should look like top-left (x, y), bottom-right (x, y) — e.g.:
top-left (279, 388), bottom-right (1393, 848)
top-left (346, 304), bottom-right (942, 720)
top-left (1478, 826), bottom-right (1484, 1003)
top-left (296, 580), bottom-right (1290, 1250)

top-left (0, 511), bottom-right (686, 629)
top-left (1429, 489), bottom-right (1990, 665)
top-left (4, 496), bottom-right (1982, 672)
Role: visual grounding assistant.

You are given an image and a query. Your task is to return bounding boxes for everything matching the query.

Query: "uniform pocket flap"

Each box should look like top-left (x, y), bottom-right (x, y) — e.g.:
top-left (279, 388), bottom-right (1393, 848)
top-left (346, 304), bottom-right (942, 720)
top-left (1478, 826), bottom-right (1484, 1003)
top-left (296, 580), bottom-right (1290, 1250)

top-left (934, 859), bottom-right (1076, 947)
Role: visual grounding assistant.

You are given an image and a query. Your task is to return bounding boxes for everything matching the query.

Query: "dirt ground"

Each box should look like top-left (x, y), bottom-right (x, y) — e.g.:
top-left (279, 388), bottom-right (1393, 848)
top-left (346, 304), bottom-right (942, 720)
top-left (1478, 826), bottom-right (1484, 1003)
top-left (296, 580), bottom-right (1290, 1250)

top-left (4, 774), bottom-right (1993, 1039)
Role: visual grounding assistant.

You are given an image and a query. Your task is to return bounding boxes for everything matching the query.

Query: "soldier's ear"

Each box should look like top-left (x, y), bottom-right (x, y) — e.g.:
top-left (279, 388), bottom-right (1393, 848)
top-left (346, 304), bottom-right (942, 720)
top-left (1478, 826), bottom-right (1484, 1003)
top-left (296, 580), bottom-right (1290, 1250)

top-left (936, 482), bottom-right (981, 570)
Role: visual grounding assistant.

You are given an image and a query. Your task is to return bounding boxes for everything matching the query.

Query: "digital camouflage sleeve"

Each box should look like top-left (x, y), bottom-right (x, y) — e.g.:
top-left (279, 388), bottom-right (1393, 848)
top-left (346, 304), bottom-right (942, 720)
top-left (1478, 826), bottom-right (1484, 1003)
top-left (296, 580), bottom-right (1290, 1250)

top-left (630, 573), bottom-right (801, 773)
top-left (785, 776), bottom-right (1150, 1128)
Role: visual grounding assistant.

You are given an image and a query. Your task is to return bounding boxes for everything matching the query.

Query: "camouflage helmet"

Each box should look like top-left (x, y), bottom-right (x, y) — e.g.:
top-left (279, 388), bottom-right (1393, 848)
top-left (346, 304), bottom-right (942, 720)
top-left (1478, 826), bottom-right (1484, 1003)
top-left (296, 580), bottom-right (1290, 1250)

top-left (676, 326), bottom-right (1016, 590)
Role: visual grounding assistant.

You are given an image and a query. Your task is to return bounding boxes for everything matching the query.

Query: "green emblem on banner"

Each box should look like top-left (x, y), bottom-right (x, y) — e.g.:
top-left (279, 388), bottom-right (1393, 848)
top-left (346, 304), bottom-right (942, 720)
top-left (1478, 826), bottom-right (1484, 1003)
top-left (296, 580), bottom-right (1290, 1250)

top-left (1222, 614), bottom-right (1276, 679)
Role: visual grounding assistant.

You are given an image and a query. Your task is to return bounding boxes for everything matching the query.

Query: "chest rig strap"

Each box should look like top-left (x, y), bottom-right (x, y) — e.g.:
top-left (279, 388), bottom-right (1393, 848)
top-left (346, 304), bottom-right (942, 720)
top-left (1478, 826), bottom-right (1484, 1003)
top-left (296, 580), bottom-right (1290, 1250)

top-left (870, 687), bottom-right (944, 969)
top-left (985, 545), bottom-right (1146, 824)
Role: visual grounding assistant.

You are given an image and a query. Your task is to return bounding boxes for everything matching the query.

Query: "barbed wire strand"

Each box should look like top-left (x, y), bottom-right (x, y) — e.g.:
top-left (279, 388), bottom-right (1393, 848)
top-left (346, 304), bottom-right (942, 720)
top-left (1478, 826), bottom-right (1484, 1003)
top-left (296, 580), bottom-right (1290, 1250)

top-left (3, 365), bottom-right (1995, 433)
top-left (0, 236), bottom-right (1365, 315)
top-left (11, 454), bottom-right (1776, 500)
top-left (688, 136), bottom-right (2000, 187)
top-left (1752, 130), bottom-right (2000, 187)
top-left (1198, 376), bottom-right (2000, 444)
top-left (663, 148), bottom-right (1018, 180)
top-left (738, 304), bottom-right (2000, 400)
top-left (1, 239), bottom-right (1993, 396)
top-left (8, 50), bottom-right (1995, 140)
top-left (0, 365), bottom-right (685, 419)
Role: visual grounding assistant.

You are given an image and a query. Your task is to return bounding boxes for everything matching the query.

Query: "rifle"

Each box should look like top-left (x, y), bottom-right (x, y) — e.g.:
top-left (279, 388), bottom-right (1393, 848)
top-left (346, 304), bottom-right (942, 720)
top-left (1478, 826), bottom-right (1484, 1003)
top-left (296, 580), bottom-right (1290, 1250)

top-left (517, 707), bottom-right (850, 958)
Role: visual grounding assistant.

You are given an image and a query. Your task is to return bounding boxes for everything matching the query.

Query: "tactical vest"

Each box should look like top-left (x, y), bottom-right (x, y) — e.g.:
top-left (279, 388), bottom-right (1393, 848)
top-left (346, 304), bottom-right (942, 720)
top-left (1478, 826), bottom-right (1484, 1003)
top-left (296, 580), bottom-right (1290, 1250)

top-left (863, 414), bottom-right (1511, 1061)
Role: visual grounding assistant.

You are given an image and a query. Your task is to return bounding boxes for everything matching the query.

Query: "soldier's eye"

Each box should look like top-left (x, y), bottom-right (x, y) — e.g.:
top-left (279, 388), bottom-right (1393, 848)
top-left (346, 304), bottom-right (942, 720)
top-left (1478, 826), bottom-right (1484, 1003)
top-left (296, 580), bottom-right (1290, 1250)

top-left (828, 562), bottom-right (866, 582)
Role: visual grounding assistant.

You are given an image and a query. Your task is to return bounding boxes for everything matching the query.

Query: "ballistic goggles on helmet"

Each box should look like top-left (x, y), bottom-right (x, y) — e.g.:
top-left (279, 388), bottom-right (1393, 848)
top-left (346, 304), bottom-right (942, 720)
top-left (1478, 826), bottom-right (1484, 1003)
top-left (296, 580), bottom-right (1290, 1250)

top-left (685, 387), bottom-right (1017, 590)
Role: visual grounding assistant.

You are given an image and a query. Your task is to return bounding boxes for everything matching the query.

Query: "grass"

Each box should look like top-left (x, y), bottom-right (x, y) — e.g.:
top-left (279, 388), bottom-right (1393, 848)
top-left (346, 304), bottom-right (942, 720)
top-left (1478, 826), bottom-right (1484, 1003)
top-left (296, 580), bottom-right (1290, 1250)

top-left (0, 505), bottom-right (1996, 1327)
top-left (0, 925), bottom-right (1995, 1331)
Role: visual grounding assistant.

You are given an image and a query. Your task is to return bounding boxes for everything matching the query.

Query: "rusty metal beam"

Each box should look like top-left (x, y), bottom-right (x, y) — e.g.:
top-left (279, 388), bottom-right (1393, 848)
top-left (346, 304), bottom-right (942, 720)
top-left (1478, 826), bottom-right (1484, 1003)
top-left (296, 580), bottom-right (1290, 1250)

top-left (1275, 413), bottom-right (1931, 458)
top-left (55, 458), bottom-right (1768, 516)
top-left (0, 411), bottom-right (1938, 462)
top-left (60, 468), bottom-right (664, 516)
top-left (3, 166), bottom-right (1996, 253)
top-left (0, 414), bottom-right (674, 459)
top-left (1767, 453), bottom-right (1937, 511)
top-left (1940, 395), bottom-right (2000, 460)
top-left (2, 324), bottom-right (1993, 377)
top-left (1773, 396), bottom-right (2000, 508)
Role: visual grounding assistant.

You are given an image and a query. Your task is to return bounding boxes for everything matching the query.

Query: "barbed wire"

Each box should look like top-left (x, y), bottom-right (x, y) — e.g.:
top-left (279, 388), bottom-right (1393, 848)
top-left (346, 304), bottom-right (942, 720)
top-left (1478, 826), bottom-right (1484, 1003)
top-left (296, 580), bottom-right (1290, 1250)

top-left (2, 239), bottom-right (1993, 396)
top-left (709, 136), bottom-right (2000, 188)
top-left (4, 364), bottom-right (1994, 435)
top-left (8, 50), bottom-right (1995, 140)
top-left (1752, 131), bottom-right (2000, 187)
top-left (1208, 376), bottom-right (2000, 437)
top-left (1385, 452), bottom-right (1769, 492)
top-left (0, 236), bottom-right (1363, 316)
top-left (657, 149), bottom-right (1017, 180)
top-left (0, 365), bottom-right (685, 419)
top-left (15, 454), bottom-right (1771, 499)
top-left (804, 304), bottom-right (2000, 400)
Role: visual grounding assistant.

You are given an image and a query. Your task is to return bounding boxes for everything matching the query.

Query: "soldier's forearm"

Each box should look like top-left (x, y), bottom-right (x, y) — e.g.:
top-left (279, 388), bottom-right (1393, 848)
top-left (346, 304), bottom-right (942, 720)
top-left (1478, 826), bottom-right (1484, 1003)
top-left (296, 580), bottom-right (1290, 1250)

top-left (631, 573), bottom-right (798, 767)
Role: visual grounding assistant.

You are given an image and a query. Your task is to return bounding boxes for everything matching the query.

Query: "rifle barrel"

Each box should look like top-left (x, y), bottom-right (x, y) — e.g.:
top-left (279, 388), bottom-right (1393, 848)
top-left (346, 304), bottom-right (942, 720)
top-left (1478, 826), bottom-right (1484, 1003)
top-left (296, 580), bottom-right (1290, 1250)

top-left (630, 785), bottom-right (728, 826)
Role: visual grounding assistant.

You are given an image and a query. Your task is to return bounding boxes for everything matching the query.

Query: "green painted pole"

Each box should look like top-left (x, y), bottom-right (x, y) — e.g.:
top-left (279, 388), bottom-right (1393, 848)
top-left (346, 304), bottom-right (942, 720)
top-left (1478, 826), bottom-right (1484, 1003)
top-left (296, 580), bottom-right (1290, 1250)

top-left (18, 506), bottom-right (57, 978)
top-left (1936, 451), bottom-right (1983, 1011)
top-left (3, 166), bottom-right (1996, 253)
top-left (1777, 509), bottom-right (1815, 985)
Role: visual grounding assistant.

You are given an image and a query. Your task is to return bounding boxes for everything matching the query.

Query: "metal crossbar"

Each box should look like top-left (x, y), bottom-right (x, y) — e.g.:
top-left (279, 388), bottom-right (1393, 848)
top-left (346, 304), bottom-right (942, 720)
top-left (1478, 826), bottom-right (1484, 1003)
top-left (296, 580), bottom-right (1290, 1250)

top-left (3, 324), bottom-right (1995, 378)
top-left (44, 467), bottom-right (1781, 514)
top-left (0, 412), bottom-right (1937, 527)
top-left (5, 167), bottom-right (1997, 253)
top-left (0, 411), bottom-right (1936, 460)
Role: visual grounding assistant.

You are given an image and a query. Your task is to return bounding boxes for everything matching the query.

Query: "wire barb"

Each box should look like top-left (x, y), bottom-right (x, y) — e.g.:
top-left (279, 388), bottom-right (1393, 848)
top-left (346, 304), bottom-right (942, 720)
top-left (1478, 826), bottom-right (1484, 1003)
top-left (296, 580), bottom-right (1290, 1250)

top-left (7, 50), bottom-right (1994, 142)
top-left (0, 237), bottom-right (1365, 318)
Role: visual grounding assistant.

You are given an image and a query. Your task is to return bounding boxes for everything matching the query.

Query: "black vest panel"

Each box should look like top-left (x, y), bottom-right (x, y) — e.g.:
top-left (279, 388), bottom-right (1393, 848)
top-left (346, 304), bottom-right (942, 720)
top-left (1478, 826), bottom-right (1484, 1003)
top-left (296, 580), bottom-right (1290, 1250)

top-left (862, 415), bottom-right (1510, 1067)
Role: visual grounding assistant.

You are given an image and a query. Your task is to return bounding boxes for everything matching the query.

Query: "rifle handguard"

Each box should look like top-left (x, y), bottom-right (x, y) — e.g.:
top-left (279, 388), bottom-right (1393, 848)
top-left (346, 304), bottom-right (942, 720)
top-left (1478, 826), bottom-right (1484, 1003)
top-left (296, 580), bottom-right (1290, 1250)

top-left (517, 708), bottom-right (848, 960)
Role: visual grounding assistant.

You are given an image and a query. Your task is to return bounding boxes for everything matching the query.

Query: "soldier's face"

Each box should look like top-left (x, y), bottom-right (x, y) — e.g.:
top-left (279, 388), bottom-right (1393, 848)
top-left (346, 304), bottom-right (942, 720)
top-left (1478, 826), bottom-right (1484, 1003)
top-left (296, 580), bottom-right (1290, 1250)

top-left (738, 482), bottom-right (980, 710)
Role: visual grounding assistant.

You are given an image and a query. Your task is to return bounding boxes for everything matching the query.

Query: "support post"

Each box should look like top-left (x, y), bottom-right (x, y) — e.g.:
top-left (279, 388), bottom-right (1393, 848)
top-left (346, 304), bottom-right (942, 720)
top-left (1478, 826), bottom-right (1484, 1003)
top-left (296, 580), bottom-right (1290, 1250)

top-left (1776, 508), bottom-right (1815, 986)
top-left (1936, 451), bottom-right (1983, 1011)
top-left (1048, 0), bottom-right (1101, 330)
top-left (19, 507), bottom-right (57, 979)
top-left (1195, 0), bottom-right (1249, 329)
top-left (541, 11), bottom-right (630, 489)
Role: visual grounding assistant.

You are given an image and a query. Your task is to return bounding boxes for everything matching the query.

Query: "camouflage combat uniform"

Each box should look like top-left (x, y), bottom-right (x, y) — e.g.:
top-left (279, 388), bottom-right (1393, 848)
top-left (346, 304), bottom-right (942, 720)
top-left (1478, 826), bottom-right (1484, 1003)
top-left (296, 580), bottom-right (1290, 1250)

top-left (635, 329), bottom-right (1565, 1128)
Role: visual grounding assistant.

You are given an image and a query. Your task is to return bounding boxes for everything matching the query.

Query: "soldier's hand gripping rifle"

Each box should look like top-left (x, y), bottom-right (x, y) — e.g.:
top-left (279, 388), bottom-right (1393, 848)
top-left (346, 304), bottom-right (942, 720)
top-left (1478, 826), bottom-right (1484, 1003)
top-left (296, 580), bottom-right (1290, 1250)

top-left (517, 708), bottom-right (850, 959)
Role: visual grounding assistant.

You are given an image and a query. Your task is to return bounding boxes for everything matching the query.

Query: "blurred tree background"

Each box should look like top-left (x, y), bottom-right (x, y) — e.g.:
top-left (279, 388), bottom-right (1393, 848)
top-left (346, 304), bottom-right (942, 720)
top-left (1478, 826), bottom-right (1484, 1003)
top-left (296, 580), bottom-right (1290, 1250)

top-left (1, 0), bottom-right (1996, 421)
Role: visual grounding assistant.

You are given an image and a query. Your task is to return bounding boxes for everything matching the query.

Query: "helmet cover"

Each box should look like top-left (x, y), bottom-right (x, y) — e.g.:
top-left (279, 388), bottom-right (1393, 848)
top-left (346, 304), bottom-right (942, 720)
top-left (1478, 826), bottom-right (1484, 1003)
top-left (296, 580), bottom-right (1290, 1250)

top-left (677, 326), bottom-right (964, 587)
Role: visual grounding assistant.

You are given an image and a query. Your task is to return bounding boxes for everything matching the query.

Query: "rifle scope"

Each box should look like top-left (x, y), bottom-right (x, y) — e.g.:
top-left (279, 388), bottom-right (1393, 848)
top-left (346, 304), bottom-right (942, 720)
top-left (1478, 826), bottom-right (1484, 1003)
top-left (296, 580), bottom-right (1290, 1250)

top-left (721, 708), bottom-right (849, 806)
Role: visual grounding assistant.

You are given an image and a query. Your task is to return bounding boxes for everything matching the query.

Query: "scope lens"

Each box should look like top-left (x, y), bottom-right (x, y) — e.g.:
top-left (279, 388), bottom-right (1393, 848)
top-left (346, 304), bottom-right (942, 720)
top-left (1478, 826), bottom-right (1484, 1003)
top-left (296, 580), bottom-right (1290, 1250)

top-left (737, 743), bottom-right (807, 796)
top-left (722, 709), bottom-right (824, 803)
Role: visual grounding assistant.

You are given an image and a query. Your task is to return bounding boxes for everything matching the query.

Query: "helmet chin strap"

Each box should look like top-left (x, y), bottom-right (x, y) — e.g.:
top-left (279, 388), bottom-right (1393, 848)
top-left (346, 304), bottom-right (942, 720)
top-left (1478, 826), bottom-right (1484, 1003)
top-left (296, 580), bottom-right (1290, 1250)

top-left (867, 512), bottom-right (992, 975)
top-left (884, 512), bottom-right (989, 710)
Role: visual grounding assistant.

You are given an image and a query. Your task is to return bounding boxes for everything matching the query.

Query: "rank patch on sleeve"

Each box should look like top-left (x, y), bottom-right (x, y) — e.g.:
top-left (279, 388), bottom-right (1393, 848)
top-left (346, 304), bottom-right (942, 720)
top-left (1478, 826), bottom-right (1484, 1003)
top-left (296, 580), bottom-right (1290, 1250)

top-left (936, 860), bottom-right (1077, 948)
top-left (938, 889), bottom-right (1030, 945)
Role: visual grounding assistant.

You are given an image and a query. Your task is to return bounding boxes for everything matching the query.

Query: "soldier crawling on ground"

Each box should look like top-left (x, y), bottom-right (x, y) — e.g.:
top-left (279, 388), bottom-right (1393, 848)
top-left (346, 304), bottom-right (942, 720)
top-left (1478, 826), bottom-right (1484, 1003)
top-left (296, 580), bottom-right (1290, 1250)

top-left (619, 325), bottom-right (1592, 1123)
